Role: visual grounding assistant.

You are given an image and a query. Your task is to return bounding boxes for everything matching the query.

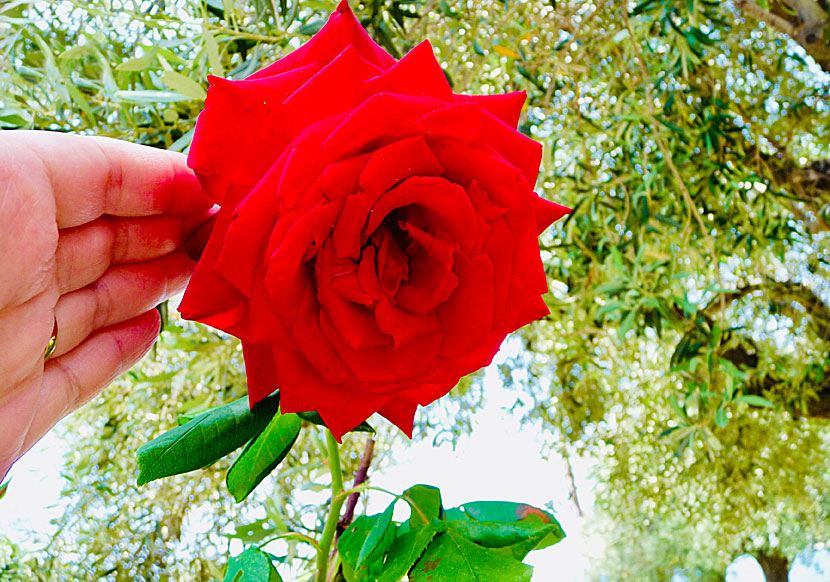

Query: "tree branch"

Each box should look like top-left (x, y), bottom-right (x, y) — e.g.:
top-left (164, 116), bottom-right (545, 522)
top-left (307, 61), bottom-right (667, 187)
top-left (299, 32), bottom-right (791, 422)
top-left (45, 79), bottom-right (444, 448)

top-left (334, 437), bottom-right (375, 546)
top-left (735, 0), bottom-right (830, 72)
top-left (734, 0), bottom-right (797, 37)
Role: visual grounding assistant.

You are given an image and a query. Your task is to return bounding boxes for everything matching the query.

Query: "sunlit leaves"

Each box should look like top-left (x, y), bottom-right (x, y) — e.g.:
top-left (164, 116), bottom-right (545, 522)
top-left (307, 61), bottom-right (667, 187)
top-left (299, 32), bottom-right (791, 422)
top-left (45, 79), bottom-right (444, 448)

top-left (337, 487), bottom-right (562, 582)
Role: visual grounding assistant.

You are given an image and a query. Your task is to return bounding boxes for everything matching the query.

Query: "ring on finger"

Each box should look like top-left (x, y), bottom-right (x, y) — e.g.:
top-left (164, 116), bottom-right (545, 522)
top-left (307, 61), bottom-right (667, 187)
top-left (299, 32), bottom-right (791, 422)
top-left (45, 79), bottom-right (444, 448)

top-left (44, 316), bottom-right (58, 360)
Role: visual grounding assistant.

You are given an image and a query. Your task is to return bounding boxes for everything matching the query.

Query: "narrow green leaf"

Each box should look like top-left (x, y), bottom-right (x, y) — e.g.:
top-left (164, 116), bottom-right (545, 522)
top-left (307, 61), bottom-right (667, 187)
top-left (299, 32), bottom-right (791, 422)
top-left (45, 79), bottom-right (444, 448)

top-left (58, 45), bottom-right (93, 60)
top-left (339, 508), bottom-right (400, 580)
top-left (373, 522), bottom-right (447, 582)
top-left (137, 395), bottom-right (279, 486)
top-left (115, 51), bottom-right (157, 72)
top-left (226, 410), bottom-right (302, 502)
top-left (160, 70), bottom-right (206, 100)
top-left (403, 485), bottom-right (444, 528)
top-left (114, 90), bottom-right (190, 103)
top-left (222, 547), bottom-right (282, 582)
top-left (357, 502), bottom-right (396, 569)
top-left (409, 529), bottom-right (533, 582)
top-left (0, 479), bottom-right (8, 501)
top-left (714, 407), bottom-right (729, 428)
top-left (734, 394), bottom-right (774, 408)
top-left (202, 24), bottom-right (226, 77)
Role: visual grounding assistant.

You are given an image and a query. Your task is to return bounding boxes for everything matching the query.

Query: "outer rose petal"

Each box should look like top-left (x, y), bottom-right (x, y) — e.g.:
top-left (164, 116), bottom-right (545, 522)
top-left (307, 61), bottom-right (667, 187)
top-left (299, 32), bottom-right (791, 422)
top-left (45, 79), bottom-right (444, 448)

top-left (247, 0), bottom-right (395, 80)
top-left (243, 342), bottom-right (280, 404)
top-left (188, 68), bottom-right (317, 203)
top-left (455, 91), bottom-right (527, 128)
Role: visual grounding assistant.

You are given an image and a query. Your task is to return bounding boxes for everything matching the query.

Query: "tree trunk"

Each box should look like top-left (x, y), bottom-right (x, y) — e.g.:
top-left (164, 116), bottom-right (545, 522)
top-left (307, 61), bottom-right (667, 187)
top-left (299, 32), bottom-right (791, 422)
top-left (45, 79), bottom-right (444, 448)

top-left (756, 551), bottom-right (790, 582)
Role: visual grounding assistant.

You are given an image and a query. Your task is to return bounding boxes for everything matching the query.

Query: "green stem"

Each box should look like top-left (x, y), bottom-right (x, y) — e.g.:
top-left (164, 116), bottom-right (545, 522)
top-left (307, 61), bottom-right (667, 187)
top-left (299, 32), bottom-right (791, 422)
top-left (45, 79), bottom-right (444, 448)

top-left (316, 430), bottom-right (345, 582)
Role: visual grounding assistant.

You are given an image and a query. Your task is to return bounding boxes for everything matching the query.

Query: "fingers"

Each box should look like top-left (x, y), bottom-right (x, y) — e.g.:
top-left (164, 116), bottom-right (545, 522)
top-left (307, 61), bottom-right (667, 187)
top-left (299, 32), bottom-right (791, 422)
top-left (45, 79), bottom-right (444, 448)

top-left (52, 247), bottom-right (195, 358)
top-left (55, 215), bottom-right (185, 295)
top-left (3, 131), bottom-right (212, 229)
top-left (21, 310), bottom-right (162, 461)
top-left (0, 290), bottom-right (57, 394)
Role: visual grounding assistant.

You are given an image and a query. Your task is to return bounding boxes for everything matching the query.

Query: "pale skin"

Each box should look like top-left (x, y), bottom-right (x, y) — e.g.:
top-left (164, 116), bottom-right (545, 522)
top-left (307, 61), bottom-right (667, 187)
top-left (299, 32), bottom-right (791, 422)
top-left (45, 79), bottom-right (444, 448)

top-left (0, 131), bottom-right (212, 481)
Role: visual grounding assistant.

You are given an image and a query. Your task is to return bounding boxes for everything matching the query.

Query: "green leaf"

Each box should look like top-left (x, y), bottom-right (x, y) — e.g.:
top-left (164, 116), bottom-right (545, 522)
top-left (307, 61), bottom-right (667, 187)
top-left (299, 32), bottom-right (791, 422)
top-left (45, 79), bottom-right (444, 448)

top-left (114, 90), bottom-right (191, 103)
top-left (202, 24), bottom-right (226, 77)
top-left (375, 522), bottom-right (447, 582)
top-left (339, 508), bottom-right (399, 581)
top-left (58, 45), bottom-right (94, 60)
top-left (403, 485), bottom-right (444, 528)
top-left (445, 521), bottom-right (557, 561)
top-left (226, 410), bottom-right (302, 502)
top-left (409, 529), bottom-right (533, 582)
top-left (298, 19), bottom-right (326, 35)
top-left (137, 395), bottom-right (279, 486)
top-left (714, 407), bottom-right (729, 428)
top-left (444, 501), bottom-right (565, 552)
top-left (734, 395), bottom-right (774, 408)
top-left (337, 502), bottom-right (406, 580)
top-left (357, 502), bottom-right (396, 569)
top-left (115, 51), bottom-right (157, 72)
top-left (222, 547), bottom-right (282, 582)
top-left (0, 479), bottom-right (8, 501)
top-left (297, 411), bottom-right (374, 434)
top-left (160, 70), bottom-right (206, 100)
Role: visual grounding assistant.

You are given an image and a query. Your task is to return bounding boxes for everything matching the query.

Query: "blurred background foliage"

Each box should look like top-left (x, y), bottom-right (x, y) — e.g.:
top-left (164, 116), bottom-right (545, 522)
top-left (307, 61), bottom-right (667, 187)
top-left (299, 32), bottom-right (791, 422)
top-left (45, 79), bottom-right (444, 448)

top-left (1, 0), bottom-right (829, 580)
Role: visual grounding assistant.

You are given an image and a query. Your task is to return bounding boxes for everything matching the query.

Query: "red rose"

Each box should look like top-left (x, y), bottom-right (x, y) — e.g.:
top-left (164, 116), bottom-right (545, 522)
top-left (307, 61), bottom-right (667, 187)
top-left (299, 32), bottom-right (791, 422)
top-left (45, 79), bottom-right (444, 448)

top-left (179, 0), bottom-right (570, 440)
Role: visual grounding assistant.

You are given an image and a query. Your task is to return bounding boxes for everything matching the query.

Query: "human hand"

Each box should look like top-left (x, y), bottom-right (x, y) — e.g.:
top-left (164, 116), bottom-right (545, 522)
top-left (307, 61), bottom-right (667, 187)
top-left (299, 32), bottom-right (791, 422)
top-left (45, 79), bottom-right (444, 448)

top-left (0, 131), bottom-right (212, 480)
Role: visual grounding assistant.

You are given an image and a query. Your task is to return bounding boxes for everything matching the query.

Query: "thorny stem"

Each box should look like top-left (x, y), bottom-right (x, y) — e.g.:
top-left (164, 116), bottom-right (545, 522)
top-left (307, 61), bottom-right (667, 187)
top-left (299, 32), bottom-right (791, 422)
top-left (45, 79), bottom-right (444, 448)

top-left (335, 437), bottom-right (375, 546)
top-left (316, 430), bottom-right (344, 582)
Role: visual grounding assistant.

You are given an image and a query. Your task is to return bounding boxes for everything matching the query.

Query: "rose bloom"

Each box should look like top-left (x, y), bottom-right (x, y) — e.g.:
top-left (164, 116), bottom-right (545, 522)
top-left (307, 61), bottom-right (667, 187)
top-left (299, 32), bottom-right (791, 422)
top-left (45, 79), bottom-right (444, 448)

top-left (179, 1), bottom-right (569, 439)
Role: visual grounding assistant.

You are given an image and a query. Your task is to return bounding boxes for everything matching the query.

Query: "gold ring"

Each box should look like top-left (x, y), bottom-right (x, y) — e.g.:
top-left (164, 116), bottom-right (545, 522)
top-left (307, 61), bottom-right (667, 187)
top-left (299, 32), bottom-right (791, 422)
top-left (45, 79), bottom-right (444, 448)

top-left (44, 317), bottom-right (58, 360)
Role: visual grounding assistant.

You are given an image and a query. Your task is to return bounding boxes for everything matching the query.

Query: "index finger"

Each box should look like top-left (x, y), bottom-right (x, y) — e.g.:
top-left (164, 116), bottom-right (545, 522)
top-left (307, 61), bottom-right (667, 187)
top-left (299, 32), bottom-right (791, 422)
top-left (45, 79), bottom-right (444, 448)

top-left (3, 131), bottom-right (212, 228)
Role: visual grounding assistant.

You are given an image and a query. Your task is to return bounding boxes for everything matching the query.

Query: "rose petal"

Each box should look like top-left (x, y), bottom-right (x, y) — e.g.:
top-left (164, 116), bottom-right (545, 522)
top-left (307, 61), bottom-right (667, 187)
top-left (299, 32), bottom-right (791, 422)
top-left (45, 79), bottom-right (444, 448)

top-left (179, 196), bottom-right (249, 331)
top-left (480, 218), bottom-right (514, 328)
top-left (243, 341), bottom-right (279, 405)
top-left (188, 68), bottom-right (318, 202)
top-left (331, 136), bottom-right (444, 259)
top-left (480, 110), bottom-right (542, 189)
top-left (213, 151), bottom-right (290, 296)
top-left (375, 299), bottom-right (442, 348)
top-left (359, 41), bottom-right (453, 102)
top-left (437, 253), bottom-right (495, 357)
top-left (372, 227), bottom-right (410, 297)
top-left (466, 179), bottom-right (508, 222)
top-left (323, 93), bottom-right (443, 163)
top-left (357, 245), bottom-right (385, 301)
top-left (533, 195), bottom-right (571, 234)
top-left (398, 380), bottom-right (458, 407)
top-left (316, 245), bottom-right (392, 349)
top-left (429, 139), bottom-right (530, 213)
top-left (277, 115), bottom-right (346, 211)
top-left (395, 221), bottom-right (459, 315)
top-left (273, 344), bottom-right (393, 441)
top-left (411, 102), bottom-right (485, 144)
top-left (247, 0), bottom-right (395, 81)
top-left (284, 45), bottom-right (384, 137)
top-left (319, 309), bottom-right (442, 384)
top-left (291, 284), bottom-right (356, 385)
top-left (367, 176), bottom-right (479, 255)
top-left (377, 397), bottom-right (419, 437)
top-left (455, 91), bottom-right (527, 128)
